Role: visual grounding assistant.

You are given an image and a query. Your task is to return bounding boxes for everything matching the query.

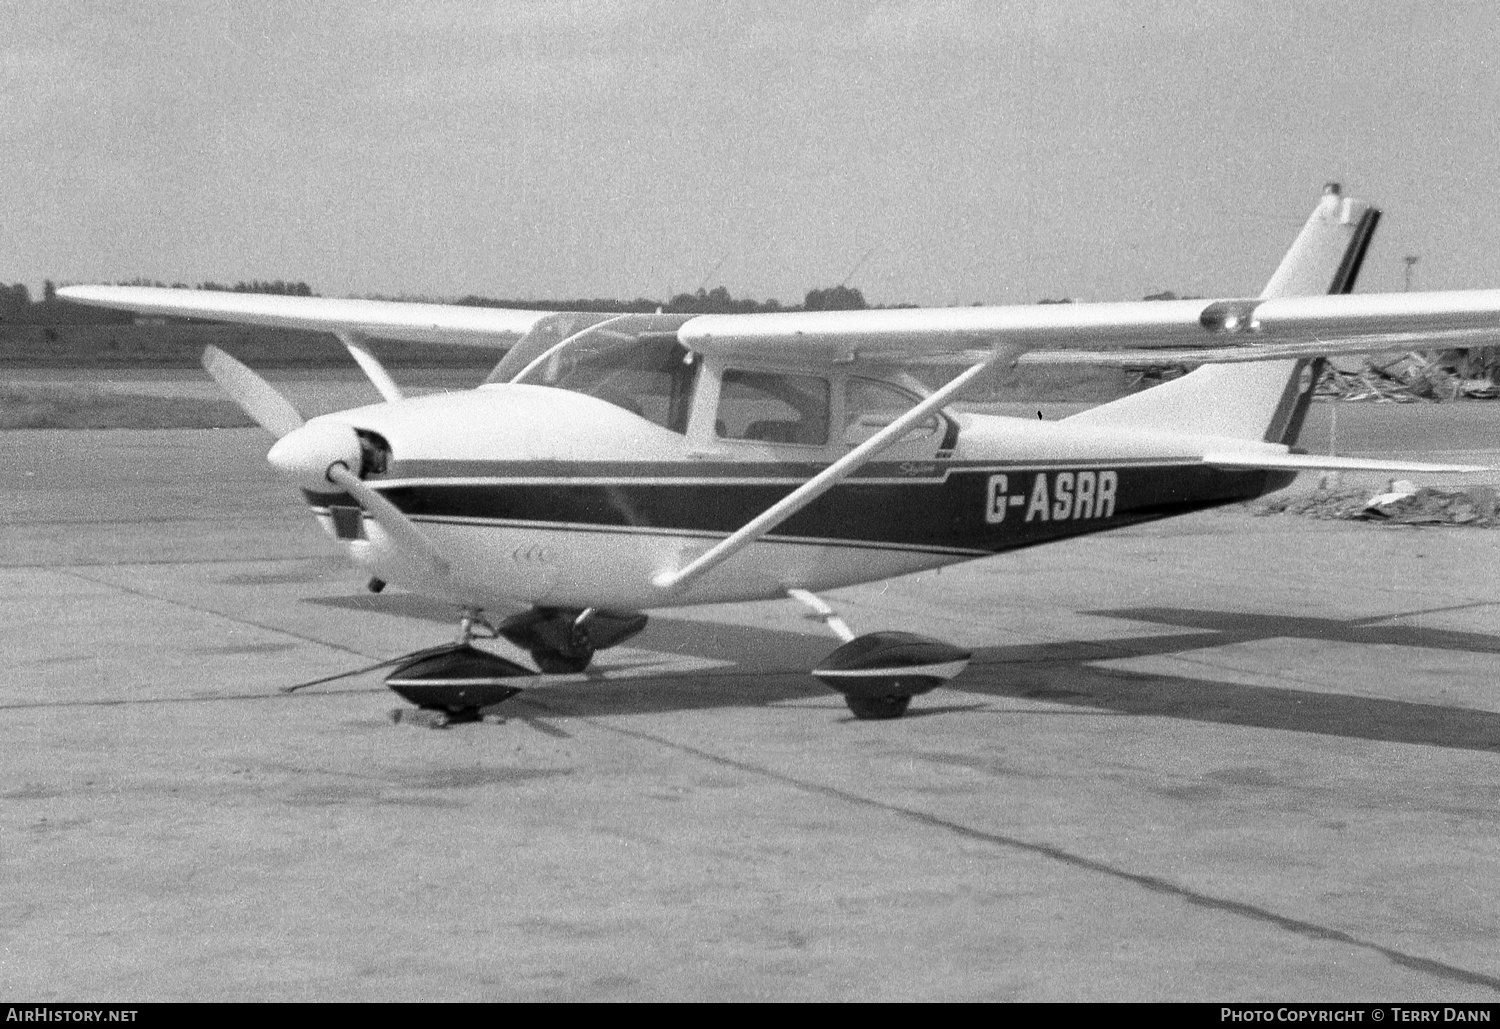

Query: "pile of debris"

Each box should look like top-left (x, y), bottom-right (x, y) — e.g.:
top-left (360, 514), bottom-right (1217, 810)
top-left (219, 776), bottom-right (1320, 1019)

top-left (1253, 481), bottom-right (1499, 527)
top-left (1359, 484), bottom-right (1499, 525)
top-left (1317, 349), bottom-right (1500, 402)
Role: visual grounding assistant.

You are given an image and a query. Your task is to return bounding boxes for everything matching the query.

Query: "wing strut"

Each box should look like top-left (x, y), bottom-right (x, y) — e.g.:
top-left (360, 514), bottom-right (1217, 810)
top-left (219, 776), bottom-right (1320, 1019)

top-left (787, 588), bottom-right (857, 643)
top-left (336, 331), bottom-right (405, 402)
top-left (653, 347), bottom-right (1019, 594)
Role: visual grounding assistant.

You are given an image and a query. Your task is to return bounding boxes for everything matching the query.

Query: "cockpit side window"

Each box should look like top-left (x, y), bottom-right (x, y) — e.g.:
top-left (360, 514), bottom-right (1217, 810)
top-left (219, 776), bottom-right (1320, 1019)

top-left (716, 370), bottom-right (830, 446)
top-left (516, 333), bottom-right (699, 434)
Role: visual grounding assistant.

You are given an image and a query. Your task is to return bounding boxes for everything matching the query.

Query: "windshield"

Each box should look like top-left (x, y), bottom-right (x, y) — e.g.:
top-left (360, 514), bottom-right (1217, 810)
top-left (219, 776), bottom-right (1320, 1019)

top-left (514, 318), bottom-right (700, 434)
top-left (487, 312), bottom-right (617, 384)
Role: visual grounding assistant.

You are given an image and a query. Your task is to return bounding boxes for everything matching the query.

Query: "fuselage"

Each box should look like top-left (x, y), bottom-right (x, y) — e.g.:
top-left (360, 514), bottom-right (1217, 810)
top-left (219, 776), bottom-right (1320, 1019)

top-left (297, 381), bottom-right (1292, 612)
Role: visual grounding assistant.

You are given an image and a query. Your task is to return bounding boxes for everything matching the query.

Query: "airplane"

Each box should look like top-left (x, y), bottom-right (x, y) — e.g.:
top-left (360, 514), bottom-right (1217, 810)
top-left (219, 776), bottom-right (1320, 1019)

top-left (59, 184), bottom-right (1500, 724)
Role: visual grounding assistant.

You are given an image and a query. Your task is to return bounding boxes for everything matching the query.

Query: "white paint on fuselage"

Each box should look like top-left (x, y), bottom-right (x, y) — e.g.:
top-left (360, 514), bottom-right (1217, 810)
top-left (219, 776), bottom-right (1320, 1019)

top-left (948, 410), bottom-right (1288, 465)
top-left (321, 511), bottom-right (959, 610)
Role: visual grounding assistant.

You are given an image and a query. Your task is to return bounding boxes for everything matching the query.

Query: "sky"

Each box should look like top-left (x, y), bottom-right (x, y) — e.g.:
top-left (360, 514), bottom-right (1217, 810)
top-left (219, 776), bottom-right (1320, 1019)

top-left (4, 0), bottom-right (1499, 306)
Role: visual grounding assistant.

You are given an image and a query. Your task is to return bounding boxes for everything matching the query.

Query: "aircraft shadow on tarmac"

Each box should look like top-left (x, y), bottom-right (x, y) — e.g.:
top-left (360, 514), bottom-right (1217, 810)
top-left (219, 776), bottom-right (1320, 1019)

top-left (308, 593), bottom-right (1500, 751)
top-left (962, 603), bottom-right (1500, 754)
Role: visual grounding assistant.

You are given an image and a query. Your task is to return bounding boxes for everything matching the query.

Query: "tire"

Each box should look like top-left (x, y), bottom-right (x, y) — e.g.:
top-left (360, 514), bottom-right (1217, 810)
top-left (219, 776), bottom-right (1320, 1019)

top-left (530, 645), bottom-right (594, 674)
top-left (845, 694), bottom-right (912, 720)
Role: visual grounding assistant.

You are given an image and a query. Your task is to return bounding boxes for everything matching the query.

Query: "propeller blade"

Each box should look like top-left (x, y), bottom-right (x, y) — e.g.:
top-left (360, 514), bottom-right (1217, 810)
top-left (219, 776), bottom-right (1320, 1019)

top-left (325, 464), bottom-right (451, 580)
top-left (201, 345), bottom-right (304, 438)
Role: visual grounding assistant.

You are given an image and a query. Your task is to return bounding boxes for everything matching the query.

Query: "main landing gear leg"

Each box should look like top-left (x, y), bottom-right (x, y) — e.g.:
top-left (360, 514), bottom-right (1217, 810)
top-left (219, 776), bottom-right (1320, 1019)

top-left (497, 607), bottom-right (649, 674)
top-left (789, 588), bottom-right (972, 721)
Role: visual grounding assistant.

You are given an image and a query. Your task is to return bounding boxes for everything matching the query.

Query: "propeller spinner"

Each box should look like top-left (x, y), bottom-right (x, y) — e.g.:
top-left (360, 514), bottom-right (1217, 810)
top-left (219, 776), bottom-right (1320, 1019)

top-left (266, 420), bottom-right (364, 492)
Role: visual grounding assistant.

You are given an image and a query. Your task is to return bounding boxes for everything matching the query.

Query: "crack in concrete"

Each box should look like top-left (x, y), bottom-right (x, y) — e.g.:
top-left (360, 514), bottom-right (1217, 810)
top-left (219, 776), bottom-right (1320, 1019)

top-left (591, 716), bottom-right (1500, 996)
top-left (57, 568), bottom-right (377, 659)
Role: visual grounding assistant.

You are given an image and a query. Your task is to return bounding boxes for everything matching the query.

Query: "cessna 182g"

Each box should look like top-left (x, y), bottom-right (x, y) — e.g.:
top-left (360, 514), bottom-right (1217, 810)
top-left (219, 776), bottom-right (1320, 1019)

top-left (60, 185), bottom-right (1499, 721)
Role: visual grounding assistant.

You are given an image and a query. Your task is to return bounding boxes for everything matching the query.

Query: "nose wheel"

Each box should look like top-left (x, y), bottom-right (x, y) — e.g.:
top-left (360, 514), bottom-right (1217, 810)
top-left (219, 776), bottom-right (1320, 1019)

top-left (529, 641), bottom-right (595, 675)
top-left (382, 610), bottom-right (534, 727)
top-left (381, 606), bottom-right (651, 727)
top-left (842, 695), bottom-right (913, 721)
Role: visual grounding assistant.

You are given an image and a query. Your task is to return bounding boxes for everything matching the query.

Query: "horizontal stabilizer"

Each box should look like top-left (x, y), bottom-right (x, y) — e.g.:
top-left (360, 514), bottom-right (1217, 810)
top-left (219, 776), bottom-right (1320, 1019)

top-left (1201, 452), bottom-right (1490, 474)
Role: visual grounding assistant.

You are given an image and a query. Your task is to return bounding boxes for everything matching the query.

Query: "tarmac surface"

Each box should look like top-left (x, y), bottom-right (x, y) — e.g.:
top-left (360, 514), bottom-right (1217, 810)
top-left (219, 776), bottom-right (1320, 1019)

top-left (3, 390), bottom-right (1500, 1001)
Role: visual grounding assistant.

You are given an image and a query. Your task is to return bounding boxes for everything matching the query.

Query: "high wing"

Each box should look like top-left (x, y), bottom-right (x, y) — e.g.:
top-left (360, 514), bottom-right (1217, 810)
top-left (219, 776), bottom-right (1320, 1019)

top-left (57, 285), bottom-right (553, 349)
top-left (61, 284), bottom-right (1500, 369)
top-left (674, 290), bottom-right (1500, 367)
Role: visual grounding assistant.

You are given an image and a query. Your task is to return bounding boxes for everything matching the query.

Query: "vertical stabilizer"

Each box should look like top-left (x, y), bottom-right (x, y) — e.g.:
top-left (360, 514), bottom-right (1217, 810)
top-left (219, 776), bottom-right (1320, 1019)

top-left (1067, 184), bottom-right (1381, 443)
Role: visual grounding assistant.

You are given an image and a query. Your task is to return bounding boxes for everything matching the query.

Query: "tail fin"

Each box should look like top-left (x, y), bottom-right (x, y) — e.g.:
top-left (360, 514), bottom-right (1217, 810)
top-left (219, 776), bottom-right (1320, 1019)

top-left (1066, 184), bottom-right (1381, 443)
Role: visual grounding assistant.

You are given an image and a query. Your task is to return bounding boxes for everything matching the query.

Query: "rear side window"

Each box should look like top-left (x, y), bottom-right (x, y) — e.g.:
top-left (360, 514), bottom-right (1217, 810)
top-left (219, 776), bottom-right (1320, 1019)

top-left (843, 377), bottom-right (939, 445)
top-left (716, 370), bottom-right (830, 446)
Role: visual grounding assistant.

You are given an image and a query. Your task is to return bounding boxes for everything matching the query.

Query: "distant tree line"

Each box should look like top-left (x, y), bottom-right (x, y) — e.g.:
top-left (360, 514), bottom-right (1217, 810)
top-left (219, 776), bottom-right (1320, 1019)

top-left (198, 280), bottom-right (315, 296)
top-left (456, 283), bottom-right (876, 315)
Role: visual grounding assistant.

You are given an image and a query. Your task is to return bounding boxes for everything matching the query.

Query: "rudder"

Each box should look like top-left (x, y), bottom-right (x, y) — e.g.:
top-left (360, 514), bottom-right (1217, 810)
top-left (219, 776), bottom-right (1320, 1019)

top-left (1067, 184), bottom-right (1380, 444)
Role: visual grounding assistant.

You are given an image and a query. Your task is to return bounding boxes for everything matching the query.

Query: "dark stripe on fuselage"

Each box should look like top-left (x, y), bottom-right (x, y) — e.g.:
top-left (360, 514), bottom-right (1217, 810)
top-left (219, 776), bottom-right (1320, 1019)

top-left (304, 463), bottom-right (1293, 556)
